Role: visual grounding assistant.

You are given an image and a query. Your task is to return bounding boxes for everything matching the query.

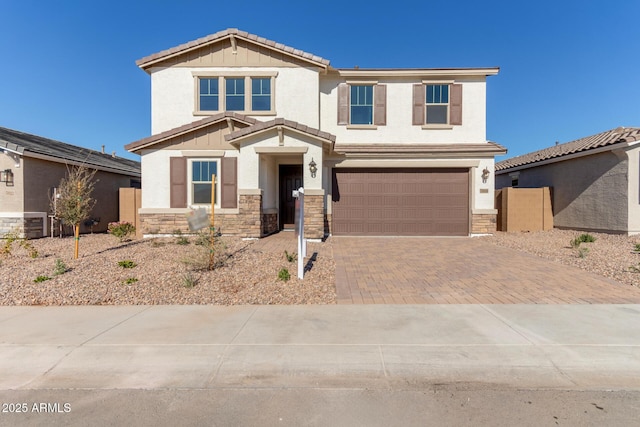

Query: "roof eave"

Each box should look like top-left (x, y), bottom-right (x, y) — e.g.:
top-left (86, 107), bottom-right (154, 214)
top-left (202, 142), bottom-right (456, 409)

top-left (336, 67), bottom-right (500, 78)
top-left (496, 140), bottom-right (638, 174)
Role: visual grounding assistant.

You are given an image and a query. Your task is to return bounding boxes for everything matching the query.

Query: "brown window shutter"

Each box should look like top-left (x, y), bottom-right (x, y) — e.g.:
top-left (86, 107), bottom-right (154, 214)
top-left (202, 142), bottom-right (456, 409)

top-left (170, 157), bottom-right (187, 208)
top-left (412, 84), bottom-right (425, 125)
top-left (373, 84), bottom-right (387, 126)
top-left (337, 83), bottom-right (349, 125)
top-left (221, 157), bottom-right (237, 208)
top-left (450, 84), bottom-right (463, 125)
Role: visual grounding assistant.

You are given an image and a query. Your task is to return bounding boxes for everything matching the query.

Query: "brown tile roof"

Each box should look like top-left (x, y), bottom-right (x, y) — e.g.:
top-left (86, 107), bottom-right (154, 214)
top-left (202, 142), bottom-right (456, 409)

top-left (125, 112), bottom-right (257, 152)
top-left (224, 118), bottom-right (336, 143)
top-left (136, 28), bottom-right (330, 70)
top-left (496, 127), bottom-right (640, 172)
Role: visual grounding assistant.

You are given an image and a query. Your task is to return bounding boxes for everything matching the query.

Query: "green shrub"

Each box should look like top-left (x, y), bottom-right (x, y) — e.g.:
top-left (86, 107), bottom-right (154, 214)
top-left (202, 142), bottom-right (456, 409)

top-left (634, 243), bottom-right (640, 252)
top-left (34, 275), bottom-right (51, 283)
top-left (578, 233), bottom-right (596, 243)
top-left (284, 250), bottom-right (297, 263)
top-left (118, 260), bottom-right (137, 268)
top-left (107, 221), bottom-right (136, 242)
top-left (123, 277), bottom-right (138, 285)
top-left (54, 259), bottom-right (68, 275)
top-left (570, 238), bottom-right (581, 249)
top-left (2, 229), bottom-right (38, 258)
top-left (577, 247), bottom-right (589, 258)
top-left (182, 272), bottom-right (199, 288)
top-left (278, 268), bottom-right (291, 282)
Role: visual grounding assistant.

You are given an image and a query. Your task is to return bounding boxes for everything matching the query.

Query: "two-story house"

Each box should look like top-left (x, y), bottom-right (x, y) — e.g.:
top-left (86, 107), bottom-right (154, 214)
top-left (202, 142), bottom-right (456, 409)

top-left (125, 29), bottom-right (505, 238)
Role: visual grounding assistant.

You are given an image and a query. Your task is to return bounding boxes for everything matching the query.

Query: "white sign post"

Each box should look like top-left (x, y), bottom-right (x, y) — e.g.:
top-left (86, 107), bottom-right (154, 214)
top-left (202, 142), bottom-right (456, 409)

top-left (294, 187), bottom-right (305, 279)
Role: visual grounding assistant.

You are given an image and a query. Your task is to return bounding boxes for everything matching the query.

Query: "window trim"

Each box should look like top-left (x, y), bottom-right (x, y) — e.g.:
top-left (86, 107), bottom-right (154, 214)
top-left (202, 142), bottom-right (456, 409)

top-left (425, 83), bottom-right (450, 126)
top-left (193, 71), bottom-right (277, 115)
top-left (188, 158), bottom-right (221, 208)
top-left (342, 80), bottom-right (382, 129)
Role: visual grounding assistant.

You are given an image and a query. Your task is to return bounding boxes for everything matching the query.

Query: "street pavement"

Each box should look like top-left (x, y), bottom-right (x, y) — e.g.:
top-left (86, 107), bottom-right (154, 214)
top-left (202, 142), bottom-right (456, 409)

top-left (2, 304), bottom-right (640, 425)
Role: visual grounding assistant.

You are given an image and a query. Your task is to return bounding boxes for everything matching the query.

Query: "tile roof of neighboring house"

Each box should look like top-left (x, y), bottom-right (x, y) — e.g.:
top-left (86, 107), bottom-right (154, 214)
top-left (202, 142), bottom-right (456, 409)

top-left (136, 28), bottom-right (331, 70)
top-left (0, 127), bottom-right (140, 176)
top-left (496, 127), bottom-right (640, 172)
top-left (125, 112), bottom-right (258, 152)
top-left (224, 118), bottom-right (336, 144)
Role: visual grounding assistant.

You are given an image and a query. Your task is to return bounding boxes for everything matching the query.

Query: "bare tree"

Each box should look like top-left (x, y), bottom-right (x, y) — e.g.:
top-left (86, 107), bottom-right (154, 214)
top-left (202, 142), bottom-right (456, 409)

top-left (52, 166), bottom-right (97, 258)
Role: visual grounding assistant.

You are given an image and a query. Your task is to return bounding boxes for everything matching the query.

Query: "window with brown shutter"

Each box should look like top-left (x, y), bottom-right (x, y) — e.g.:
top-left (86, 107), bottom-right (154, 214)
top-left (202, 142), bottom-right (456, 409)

top-left (170, 157), bottom-right (187, 208)
top-left (374, 84), bottom-right (387, 126)
top-left (450, 84), bottom-right (463, 125)
top-left (221, 157), bottom-right (237, 209)
top-left (412, 84), bottom-right (425, 125)
top-left (337, 83), bottom-right (349, 125)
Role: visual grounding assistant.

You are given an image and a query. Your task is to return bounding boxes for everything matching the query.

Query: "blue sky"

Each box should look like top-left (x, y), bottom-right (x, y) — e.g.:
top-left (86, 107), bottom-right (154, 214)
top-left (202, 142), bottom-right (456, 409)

top-left (1, 0), bottom-right (638, 161)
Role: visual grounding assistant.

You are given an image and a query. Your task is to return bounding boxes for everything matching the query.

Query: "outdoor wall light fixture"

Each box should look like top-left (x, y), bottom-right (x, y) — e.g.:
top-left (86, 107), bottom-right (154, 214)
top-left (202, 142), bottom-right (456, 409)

top-left (481, 167), bottom-right (490, 183)
top-left (1, 169), bottom-right (14, 185)
top-left (309, 158), bottom-right (317, 178)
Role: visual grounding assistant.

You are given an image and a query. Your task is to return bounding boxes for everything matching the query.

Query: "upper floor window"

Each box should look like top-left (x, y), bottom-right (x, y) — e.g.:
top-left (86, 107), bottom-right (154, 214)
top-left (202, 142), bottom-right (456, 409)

top-left (350, 85), bottom-right (374, 125)
top-left (251, 78), bottom-right (271, 111)
top-left (199, 78), bottom-right (219, 111)
top-left (426, 84), bottom-right (449, 124)
top-left (337, 83), bottom-right (386, 127)
top-left (225, 78), bottom-right (245, 111)
top-left (194, 73), bottom-right (277, 115)
top-left (412, 82), bottom-right (462, 127)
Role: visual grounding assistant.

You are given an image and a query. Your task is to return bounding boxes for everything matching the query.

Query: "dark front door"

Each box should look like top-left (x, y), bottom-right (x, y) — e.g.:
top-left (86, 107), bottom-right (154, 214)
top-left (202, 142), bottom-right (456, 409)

top-left (279, 165), bottom-right (303, 229)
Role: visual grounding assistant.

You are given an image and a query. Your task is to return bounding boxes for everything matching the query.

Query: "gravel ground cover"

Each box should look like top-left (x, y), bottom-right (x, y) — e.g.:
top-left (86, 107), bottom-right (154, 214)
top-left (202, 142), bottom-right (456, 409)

top-left (480, 229), bottom-right (640, 290)
top-left (0, 233), bottom-right (336, 305)
top-left (2, 229), bottom-right (639, 306)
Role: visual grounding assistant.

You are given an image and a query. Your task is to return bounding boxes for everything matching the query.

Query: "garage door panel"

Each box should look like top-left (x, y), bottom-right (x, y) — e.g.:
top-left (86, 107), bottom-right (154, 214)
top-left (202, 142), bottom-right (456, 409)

top-left (332, 168), bottom-right (469, 236)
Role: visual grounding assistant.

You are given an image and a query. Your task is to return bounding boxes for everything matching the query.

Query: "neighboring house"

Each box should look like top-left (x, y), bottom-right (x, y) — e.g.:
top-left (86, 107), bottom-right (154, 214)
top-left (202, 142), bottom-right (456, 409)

top-left (125, 28), bottom-right (505, 238)
top-left (495, 127), bottom-right (640, 235)
top-left (0, 127), bottom-right (141, 238)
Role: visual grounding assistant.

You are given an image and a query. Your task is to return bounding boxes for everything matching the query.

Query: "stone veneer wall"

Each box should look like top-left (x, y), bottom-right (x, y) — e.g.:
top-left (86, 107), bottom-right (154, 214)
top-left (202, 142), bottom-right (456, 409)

top-left (0, 217), bottom-right (43, 239)
top-left (139, 194), bottom-right (264, 238)
top-left (471, 213), bottom-right (497, 234)
top-left (262, 213), bottom-right (278, 236)
top-left (304, 194), bottom-right (325, 239)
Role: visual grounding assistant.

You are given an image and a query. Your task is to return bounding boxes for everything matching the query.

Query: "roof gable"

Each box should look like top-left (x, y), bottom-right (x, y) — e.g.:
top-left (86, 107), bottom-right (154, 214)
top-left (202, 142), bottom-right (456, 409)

top-left (496, 127), bottom-right (640, 172)
top-left (137, 28), bottom-right (330, 72)
top-left (224, 118), bottom-right (336, 146)
top-left (125, 112), bottom-right (257, 152)
top-left (0, 127), bottom-right (140, 176)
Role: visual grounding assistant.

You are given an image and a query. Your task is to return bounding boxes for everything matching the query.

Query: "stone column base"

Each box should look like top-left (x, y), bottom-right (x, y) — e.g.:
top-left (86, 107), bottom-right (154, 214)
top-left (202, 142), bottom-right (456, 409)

top-left (471, 213), bottom-right (497, 234)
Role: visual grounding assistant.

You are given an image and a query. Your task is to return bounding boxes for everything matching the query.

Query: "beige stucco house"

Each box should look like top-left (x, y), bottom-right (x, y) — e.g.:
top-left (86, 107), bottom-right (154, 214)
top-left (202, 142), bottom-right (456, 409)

top-left (126, 28), bottom-right (505, 238)
top-left (0, 127), bottom-right (141, 238)
top-left (495, 127), bottom-right (640, 235)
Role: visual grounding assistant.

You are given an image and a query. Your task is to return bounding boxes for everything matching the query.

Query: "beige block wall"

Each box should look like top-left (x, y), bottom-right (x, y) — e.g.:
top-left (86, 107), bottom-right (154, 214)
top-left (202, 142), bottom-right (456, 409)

top-left (496, 187), bottom-right (553, 232)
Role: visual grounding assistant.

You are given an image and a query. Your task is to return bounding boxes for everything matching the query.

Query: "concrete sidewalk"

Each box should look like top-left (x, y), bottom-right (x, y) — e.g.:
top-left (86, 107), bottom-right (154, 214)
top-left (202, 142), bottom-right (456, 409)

top-left (1, 304), bottom-right (640, 390)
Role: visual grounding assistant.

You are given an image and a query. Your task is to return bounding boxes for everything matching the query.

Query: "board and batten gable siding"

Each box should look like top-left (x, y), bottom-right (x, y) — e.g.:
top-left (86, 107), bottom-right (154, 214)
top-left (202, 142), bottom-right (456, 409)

top-left (151, 67), bottom-right (321, 134)
top-left (320, 77), bottom-right (487, 144)
top-left (169, 156), bottom-right (237, 209)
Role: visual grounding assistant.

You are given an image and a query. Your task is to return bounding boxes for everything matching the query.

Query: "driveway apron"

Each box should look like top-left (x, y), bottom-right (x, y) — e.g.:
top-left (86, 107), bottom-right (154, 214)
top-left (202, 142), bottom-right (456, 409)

top-left (332, 237), bottom-right (640, 304)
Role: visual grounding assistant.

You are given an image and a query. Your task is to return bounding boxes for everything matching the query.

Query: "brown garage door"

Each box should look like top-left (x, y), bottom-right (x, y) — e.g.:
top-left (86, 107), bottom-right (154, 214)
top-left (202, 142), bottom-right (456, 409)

top-left (332, 168), bottom-right (469, 236)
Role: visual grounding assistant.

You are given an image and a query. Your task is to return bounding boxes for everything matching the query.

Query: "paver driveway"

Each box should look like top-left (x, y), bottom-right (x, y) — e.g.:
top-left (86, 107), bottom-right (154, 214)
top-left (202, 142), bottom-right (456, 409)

top-left (332, 237), bottom-right (640, 304)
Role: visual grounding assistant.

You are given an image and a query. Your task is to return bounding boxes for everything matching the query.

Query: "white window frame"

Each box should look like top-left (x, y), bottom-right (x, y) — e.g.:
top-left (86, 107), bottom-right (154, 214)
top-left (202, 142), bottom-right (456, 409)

top-left (425, 83), bottom-right (450, 125)
top-left (193, 72), bottom-right (277, 115)
top-left (188, 158), bottom-right (221, 208)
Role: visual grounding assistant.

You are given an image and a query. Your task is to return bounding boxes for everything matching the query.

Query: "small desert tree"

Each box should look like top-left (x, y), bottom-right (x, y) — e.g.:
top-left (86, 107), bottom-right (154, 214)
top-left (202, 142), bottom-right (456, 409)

top-left (53, 166), bottom-right (97, 258)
